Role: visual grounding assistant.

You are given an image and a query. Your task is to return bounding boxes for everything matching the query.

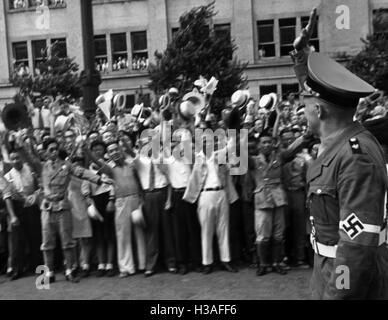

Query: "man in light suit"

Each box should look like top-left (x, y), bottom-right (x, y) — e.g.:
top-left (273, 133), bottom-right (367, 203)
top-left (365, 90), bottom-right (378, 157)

top-left (183, 132), bottom-right (240, 274)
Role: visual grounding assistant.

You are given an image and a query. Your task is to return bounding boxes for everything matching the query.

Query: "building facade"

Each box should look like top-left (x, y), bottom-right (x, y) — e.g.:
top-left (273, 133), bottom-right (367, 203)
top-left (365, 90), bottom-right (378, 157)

top-left (0, 0), bottom-right (387, 106)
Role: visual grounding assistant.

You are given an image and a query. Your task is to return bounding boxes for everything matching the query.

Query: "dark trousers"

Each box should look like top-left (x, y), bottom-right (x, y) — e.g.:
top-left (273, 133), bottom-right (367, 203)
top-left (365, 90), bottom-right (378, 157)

top-left (285, 190), bottom-right (307, 263)
top-left (171, 189), bottom-right (201, 267)
top-left (0, 207), bottom-right (8, 273)
top-left (10, 202), bottom-right (42, 273)
top-left (311, 247), bottom-right (388, 300)
top-left (143, 188), bottom-right (176, 271)
top-left (92, 192), bottom-right (116, 266)
top-left (229, 200), bottom-right (242, 261)
top-left (229, 200), bottom-right (256, 262)
top-left (241, 200), bottom-right (256, 257)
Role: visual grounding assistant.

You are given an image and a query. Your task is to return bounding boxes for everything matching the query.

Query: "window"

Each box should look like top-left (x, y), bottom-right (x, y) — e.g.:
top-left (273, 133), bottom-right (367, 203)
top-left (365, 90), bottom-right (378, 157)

top-left (373, 9), bottom-right (388, 39)
top-left (214, 23), bottom-right (232, 59)
top-left (47, 0), bottom-right (65, 7)
top-left (125, 95), bottom-right (135, 109)
top-left (12, 41), bottom-right (29, 74)
top-left (50, 38), bottom-right (67, 58)
top-left (28, 0), bottom-right (43, 7)
top-left (95, 35), bottom-right (108, 73)
top-left (214, 23), bottom-right (231, 42)
top-left (260, 85), bottom-right (277, 96)
top-left (281, 83), bottom-right (300, 97)
top-left (32, 39), bottom-right (47, 73)
top-left (257, 20), bottom-right (275, 58)
top-left (131, 31), bottom-right (148, 71)
top-left (279, 18), bottom-right (296, 56)
top-left (138, 93), bottom-right (151, 107)
top-left (301, 15), bottom-right (320, 51)
top-left (9, 0), bottom-right (27, 9)
top-left (111, 33), bottom-right (128, 72)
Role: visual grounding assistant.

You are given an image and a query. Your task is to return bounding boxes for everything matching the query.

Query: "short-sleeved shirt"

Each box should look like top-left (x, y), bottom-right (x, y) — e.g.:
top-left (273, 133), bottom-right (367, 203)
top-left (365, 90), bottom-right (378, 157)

top-left (108, 159), bottom-right (141, 198)
top-left (4, 164), bottom-right (37, 198)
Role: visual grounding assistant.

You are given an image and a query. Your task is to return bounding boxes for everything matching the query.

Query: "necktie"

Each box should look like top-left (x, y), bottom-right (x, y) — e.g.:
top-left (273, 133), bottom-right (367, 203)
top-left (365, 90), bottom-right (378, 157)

top-left (38, 108), bottom-right (44, 129)
top-left (149, 159), bottom-right (155, 191)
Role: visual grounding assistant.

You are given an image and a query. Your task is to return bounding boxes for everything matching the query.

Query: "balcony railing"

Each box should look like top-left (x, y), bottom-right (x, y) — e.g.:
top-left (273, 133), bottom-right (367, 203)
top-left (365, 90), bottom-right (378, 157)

top-left (8, 0), bottom-right (66, 11)
top-left (95, 57), bottom-right (149, 76)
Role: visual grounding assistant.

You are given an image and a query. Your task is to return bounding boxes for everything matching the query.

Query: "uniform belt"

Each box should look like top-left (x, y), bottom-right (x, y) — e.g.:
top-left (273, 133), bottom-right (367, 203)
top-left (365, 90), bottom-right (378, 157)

top-left (44, 196), bottom-right (65, 202)
top-left (311, 228), bottom-right (387, 259)
top-left (201, 187), bottom-right (224, 192)
top-left (311, 241), bottom-right (338, 259)
top-left (173, 187), bottom-right (186, 192)
top-left (286, 187), bottom-right (306, 192)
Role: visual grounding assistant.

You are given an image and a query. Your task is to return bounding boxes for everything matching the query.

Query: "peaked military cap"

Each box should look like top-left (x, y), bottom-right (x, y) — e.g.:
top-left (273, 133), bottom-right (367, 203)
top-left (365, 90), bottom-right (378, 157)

top-left (306, 52), bottom-right (375, 107)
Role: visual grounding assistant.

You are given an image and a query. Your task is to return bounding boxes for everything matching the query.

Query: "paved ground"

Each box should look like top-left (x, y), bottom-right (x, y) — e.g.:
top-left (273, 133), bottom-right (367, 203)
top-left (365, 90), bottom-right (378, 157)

top-left (0, 266), bottom-right (312, 300)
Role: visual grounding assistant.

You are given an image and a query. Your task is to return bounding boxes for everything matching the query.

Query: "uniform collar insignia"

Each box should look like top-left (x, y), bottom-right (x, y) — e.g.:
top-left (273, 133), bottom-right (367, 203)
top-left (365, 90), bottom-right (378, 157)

top-left (307, 122), bottom-right (366, 183)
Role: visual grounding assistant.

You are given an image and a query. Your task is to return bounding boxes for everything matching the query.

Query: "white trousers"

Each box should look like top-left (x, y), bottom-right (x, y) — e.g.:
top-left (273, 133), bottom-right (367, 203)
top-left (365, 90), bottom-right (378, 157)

top-left (115, 195), bottom-right (146, 273)
top-left (197, 190), bottom-right (230, 265)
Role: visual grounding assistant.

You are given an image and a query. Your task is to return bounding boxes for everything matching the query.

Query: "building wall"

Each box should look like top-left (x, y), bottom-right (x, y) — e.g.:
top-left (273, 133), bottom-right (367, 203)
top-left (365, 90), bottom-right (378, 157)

top-left (0, 0), bottom-right (387, 105)
top-left (0, 1), bottom-right (11, 84)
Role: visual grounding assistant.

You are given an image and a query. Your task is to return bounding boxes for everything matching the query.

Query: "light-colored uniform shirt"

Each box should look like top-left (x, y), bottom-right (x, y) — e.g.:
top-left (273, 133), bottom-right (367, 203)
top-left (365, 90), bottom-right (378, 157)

top-left (41, 159), bottom-right (101, 211)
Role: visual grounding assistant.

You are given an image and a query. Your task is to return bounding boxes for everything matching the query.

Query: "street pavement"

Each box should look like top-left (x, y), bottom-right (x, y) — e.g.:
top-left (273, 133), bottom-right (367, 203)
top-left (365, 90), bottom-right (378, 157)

top-left (0, 266), bottom-right (312, 300)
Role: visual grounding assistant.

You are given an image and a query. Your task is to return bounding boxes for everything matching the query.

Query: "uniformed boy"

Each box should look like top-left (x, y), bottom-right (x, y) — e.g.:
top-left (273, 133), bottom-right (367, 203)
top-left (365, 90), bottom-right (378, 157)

top-left (250, 130), bottom-right (288, 276)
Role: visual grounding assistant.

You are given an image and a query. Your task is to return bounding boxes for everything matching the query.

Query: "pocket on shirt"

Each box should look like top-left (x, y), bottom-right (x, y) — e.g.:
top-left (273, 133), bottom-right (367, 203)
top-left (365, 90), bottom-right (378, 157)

top-left (309, 185), bottom-right (337, 224)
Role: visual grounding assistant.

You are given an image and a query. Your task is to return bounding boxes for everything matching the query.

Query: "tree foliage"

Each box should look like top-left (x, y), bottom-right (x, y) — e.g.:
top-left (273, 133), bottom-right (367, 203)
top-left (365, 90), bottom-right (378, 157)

top-left (347, 9), bottom-right (388, 93)
top-left (148, 2), bottom-right (248, 115)
top-left (10, 42), bottom-right (82, 100)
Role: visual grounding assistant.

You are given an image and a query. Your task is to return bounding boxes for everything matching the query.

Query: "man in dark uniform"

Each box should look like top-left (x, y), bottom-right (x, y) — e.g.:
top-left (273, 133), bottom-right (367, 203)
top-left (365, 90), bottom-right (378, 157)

top-left (303, 52), bottom-right (388, 299)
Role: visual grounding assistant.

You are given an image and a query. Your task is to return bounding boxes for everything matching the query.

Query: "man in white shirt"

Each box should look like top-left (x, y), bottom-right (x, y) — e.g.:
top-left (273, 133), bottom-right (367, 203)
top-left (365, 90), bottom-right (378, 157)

top-left (88, 139), bottom-right (145, 278)
top-left (134, 134), bottom-right (176, 277)
top-left (184, 135), bottom-right (239, 274)
top-left (3, 149), bottom-right (42, 280)
top-left (160, 133), bottom-right (202, 275)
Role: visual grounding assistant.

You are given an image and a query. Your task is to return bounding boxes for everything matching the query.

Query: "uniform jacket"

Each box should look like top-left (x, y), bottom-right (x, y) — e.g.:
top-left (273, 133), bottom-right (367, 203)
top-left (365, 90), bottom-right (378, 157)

top-left (183, 151), bottom-right (238, 205)
top-left (248, 135), bottom-right (316, 210)
top-left (282, 152), bottom-right (307, 191)
top-left (250, 152), bottom-right (288, 209)
top-left (308, 121), bottom-right (388, 299)
top-left (41, 159), bottom-right (101, 212)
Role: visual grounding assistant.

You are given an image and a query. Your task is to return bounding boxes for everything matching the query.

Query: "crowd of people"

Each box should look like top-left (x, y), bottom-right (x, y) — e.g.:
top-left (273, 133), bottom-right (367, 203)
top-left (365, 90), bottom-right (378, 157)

top-left (95, 56), bottom-right (149, 74)
top-left (10, 0), bottom-right (65, 9)
top-left (0, 86), bottom-right (386, 285)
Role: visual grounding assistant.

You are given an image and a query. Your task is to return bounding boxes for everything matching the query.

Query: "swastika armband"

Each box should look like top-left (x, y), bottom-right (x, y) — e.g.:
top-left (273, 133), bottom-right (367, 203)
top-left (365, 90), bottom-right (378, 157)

top-left (349, 138), bottom-right (362, 154)
top-left (340, 213), bottom-right (383, 240)
top-left (340, 213), bottom-right (365, 239)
